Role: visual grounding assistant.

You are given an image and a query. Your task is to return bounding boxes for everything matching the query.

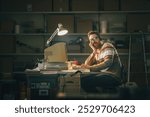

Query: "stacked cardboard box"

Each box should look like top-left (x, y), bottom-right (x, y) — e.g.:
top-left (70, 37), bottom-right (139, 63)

top-left (127, 14), bottom-right (150, 32)
top-left (53, 0), bottom-right (69, 11)
top-left (72, 0), bottom-right (99, 11)
top-left (1, 0), bottom-right (52, 12)
top-left (0, 58), bottom-right (14, 73)
top-left (47, 15), bottom-right (74, 33)
top-left (0, 36), bottom-right (16, 53)
top-left (0, 20), bottom-right (15, 33)
top-left (76, 19), bottom-right (93, 33)
top-left (30, 0), bottom-right (52, 12)
top-left (103, 0), bottom-right (119, 11)
top-left (121, 0), bottom-right (150, 11)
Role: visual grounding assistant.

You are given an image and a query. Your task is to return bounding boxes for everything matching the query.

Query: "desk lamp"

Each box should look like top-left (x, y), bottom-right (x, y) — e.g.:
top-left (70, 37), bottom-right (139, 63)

top-left (46, 23), bottom-right (68, 46)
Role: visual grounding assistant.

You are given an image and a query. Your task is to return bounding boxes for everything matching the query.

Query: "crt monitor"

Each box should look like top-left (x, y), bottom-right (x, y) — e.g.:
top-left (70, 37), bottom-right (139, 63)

top-left (44, 42), bottom-right (68, 63)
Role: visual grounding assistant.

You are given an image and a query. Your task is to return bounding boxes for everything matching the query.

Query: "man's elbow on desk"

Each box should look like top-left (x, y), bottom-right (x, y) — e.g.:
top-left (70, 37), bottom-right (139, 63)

top-left (75, 61), bottom-right (109, 72)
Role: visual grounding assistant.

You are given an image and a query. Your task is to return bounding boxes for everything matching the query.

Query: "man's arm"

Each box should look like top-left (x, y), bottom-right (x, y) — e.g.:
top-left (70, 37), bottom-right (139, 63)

top-left (84, 52), bottom-right (96, 65)
top-left (89, 55), bottom-right (113, 71)
top-left (83, 46), bottom-right (115, 71)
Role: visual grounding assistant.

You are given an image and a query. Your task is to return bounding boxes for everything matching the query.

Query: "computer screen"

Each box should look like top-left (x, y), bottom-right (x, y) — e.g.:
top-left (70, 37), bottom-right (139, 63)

top-left (44, 42), bottom-right (68, 63)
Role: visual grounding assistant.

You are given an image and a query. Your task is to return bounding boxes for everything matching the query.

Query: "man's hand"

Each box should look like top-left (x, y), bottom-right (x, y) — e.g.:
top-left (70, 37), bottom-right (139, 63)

top-left (80, 64), bottom-right (90, 69)
top-left (71, 64), bottom-right (90, 69)
top-left (89, 41), bottom-right (96, 53)
top-left (71, 64), bottom-right (81, 69)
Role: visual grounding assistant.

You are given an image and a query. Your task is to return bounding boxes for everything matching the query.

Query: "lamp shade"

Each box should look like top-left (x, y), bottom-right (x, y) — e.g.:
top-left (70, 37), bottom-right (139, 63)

top-left (57, 23), bottom-right (68, 36)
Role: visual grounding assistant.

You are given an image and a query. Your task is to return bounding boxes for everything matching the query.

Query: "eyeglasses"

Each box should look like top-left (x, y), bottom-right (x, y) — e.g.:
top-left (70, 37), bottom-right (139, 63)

top-left (89, 36), bottom-right (99, 42)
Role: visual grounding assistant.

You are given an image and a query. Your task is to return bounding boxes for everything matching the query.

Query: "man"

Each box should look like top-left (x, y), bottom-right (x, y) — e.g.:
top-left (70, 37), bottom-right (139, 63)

top-left (74, 31), bottom-right (123, 92)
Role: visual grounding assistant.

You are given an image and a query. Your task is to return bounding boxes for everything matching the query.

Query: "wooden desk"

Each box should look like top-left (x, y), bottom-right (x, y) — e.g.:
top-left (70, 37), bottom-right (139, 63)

top-left (26, 71), bottom-right (61, 100)
top-left (25, 70), bottom-right (123, 99)
top-left (25, 70), bottom-right (93, 99)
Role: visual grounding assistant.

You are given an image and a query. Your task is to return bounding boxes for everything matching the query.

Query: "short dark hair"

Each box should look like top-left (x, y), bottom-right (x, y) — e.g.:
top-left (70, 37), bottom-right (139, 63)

top-left (87, 31), bottom-right (101, 40)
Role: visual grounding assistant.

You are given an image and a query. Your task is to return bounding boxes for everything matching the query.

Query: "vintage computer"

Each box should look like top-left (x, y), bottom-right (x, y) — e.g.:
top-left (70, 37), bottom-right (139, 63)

top-left (42, 42), bottom-right (68, 70)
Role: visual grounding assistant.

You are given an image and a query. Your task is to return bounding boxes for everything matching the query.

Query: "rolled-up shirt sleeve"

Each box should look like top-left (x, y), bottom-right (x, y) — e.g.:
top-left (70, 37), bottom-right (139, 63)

top-left (90, 47), bottom-right (115, 72)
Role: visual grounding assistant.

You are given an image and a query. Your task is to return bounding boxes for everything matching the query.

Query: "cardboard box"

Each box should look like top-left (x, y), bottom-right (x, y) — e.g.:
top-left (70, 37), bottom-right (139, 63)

top-left (0, 20), bottom-right (15, 33)
top-left (0, 58), bottom-right (13, 72)
top-left (53, 0), bottom-right (69, 11)
top-left (103, 0), bottom-right (119, 11)
top-left (47, 15), bottom-right (74, 33)
top-left (62, 85), bottom-right (80, 94)
top-left (1, 0), bottom-right (52, 12)
top-left (121, 0), bottom-right (150, 11)
top-left (1, 0), bottom-right (27, 11)
top-left (59, 74), bottom-right (81, 94)
top-left (59, 74), bottom-right (80, 85)
top-left (71, 0), bottom-right (99, 11)
top-left (76, 19), bottom-right (93, 33)
top-left (127, 14), bottom-right (150, 32)
top-left (0, 36), bottom-right (16, 53)
top-left (30, 0), bottom-right (52, 12)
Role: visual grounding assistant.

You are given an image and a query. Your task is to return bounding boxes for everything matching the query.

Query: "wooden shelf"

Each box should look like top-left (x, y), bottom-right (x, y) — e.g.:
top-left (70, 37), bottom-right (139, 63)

top-left (0, 52), bottom-right (130, 57)
top-left (1, 10), bottom-right (150, 14)
top-left (1, 32), bottom-right (150, 36)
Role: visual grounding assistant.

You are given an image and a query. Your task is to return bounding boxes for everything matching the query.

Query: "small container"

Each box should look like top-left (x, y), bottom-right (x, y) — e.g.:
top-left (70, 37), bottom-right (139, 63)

top-left (100, 21), bottom-right (108, 33)
top-left (15, 24), bottom-right (20, 34)
top-left (27, 4), bottom-right (32, 12)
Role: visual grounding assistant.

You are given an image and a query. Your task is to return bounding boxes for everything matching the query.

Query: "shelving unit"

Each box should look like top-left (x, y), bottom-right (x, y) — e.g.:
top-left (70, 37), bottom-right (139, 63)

top-left (0, 0), bottom-right (150, 98)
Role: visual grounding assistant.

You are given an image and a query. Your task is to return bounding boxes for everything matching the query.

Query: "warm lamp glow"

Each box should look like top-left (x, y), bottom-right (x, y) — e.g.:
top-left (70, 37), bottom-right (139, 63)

top-left (46, 23), bottom-right (68, 46)
top-left (58, 29), bottom-right (68, 36)
top-left (57, 23), bottom-right (68, 36)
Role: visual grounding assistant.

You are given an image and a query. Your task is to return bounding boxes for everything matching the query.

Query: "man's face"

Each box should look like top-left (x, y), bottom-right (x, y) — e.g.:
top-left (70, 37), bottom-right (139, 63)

top-left (89, 34), bottom-right (101, 48)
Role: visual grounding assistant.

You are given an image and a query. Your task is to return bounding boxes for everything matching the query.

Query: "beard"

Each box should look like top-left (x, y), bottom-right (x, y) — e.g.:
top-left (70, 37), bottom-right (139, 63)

top-left (93, 42), bottom-right (100, 49)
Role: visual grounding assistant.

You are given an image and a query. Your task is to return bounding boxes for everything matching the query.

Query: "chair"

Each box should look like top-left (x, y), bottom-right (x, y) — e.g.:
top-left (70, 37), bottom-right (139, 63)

top-left (80, 63), bottom-right (128, 93)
